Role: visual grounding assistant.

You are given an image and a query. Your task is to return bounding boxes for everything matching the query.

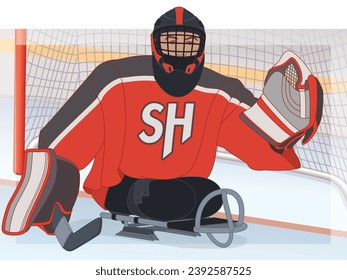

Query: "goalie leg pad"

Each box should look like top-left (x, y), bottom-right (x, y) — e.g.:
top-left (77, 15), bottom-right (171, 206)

top-left (2, 149), bottom-right (79, 235)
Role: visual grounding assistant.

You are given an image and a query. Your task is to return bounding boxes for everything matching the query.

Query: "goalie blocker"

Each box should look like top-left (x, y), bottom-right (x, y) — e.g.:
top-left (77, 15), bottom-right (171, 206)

top-left (2, 149), bottom-right (79, 235)
top-left (241, 51), bottom-right (323, 152)
top-left (2, 149), bottom-right (102, 251)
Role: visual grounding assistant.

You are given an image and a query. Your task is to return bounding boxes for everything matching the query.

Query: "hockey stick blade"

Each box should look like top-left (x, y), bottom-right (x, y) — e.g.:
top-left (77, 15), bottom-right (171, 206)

top-left (51, 205), bottom-right (102, 251)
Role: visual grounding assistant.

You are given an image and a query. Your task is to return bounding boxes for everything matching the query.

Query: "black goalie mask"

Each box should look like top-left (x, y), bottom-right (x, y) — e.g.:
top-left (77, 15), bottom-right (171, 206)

top-left (151, 7), bottom-right (206, 97)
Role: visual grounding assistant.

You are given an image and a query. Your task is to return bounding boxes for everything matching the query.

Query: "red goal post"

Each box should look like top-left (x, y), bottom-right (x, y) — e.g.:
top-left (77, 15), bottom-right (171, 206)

top-left (14, 29), bottom-right (26, 175)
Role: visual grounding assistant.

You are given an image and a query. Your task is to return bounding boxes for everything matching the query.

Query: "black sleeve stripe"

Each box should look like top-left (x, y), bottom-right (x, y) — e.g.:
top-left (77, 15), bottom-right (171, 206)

top-left (110, 55), bottom-right (153, 77)
top-left (198, 67), bottom-right (257, 107)
top-left (39, 56), bottom-right (153, 148)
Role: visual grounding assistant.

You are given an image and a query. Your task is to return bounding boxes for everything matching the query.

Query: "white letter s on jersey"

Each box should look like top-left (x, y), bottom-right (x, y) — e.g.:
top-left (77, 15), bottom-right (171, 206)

top-left (138, 102), bottom-right (195, 159)
top-left (138, 102), bottom-right (164, 143)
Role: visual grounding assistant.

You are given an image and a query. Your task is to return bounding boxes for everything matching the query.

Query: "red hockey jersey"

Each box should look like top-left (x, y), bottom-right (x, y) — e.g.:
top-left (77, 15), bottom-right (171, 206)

top-left (39, 56), bottom-right (300, 207)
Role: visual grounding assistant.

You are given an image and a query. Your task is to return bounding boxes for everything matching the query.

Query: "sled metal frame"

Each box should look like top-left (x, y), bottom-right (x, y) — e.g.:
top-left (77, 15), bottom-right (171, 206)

top-left (100, 188), bottom-right (247, 248)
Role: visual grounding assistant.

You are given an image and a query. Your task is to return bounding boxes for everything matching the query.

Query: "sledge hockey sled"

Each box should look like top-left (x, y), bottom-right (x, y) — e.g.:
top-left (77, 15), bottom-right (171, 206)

top-left (41, 188), bottom-right (247, 250)
top-left (100, 188), bottom-right (247, 248)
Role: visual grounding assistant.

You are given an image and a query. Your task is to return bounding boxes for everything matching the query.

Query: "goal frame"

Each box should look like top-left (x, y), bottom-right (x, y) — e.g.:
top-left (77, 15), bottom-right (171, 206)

top-left (14, 29), bottom-right (26, 175)
top-left (12, 28), bottom-right (347, 205)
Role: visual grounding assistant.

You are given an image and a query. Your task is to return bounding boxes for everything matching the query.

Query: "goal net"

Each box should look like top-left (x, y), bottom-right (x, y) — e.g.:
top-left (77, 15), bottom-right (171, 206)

top-left (14, 29), bottom-right (347, 189)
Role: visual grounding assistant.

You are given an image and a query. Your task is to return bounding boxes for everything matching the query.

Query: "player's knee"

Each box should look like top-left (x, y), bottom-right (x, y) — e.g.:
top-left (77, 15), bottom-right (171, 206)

top-left (172, 177), bottom-right (223, 218)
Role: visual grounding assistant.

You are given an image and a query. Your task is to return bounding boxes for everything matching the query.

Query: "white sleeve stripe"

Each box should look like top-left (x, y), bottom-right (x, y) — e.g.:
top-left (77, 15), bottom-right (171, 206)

top-left (49, 75), bottom-right (251, 149)
top-left (239, 103), bottom-right (250, 109)
top-left (195, 85), bottom-right (253, 108)
top-left (49, 99), bottom-right (100, 149)
top-left (228, 97), bottom-right (239, 105)
top-left (217, 90), bottom-right (231, 102)
top-left (49, 76), bottom-right (155, 149)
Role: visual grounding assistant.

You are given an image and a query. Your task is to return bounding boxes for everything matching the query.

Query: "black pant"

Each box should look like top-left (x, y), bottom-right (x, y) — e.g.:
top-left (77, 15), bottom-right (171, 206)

top-left (105, 176), bottom-right (222, 221)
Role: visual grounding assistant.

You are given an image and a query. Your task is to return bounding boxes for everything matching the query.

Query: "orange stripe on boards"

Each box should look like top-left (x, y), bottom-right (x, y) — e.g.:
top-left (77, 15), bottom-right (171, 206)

top-left (78, 191), bottom-right (92, 198)
top-left (0, 180), bottom-right (92, 199)
top-left (0, 38), bottom-right (14, 53)
top-left (213, 212), bottom-right (347, 238)
top-left (0, 179), bottom-right (18, 186)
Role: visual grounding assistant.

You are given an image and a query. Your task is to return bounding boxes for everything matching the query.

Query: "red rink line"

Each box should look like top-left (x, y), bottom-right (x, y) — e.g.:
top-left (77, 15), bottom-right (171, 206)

top-left (213, 212), bottom-right (347, 238)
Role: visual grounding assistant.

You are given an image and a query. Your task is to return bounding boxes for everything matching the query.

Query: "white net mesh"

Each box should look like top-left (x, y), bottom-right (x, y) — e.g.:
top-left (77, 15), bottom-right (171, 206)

top-left (284, 64), bottom-right (299, 88)
top-left (24, 29), bottom-right (347, 183)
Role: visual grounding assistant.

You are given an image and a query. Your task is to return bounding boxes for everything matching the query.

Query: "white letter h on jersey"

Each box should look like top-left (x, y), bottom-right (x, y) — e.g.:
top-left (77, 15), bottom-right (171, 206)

top-left (139, 102), bottom-right (195, 159)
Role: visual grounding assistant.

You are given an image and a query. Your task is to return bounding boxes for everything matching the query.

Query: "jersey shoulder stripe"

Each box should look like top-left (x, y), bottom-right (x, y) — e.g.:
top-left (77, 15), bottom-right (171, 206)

top-left (199, 67), bottom-right (257, 106)
top-left (39, 56), bottom-right (153, 148)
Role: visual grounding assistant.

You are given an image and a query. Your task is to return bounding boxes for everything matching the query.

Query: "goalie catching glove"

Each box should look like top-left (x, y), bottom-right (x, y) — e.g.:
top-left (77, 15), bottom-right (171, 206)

top-left (241, 51), bottom-right (323, 151)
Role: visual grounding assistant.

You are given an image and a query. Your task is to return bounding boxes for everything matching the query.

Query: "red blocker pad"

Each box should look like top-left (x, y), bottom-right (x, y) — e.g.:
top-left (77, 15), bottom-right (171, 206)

top-left (241, 51), bottom-right (323, 150)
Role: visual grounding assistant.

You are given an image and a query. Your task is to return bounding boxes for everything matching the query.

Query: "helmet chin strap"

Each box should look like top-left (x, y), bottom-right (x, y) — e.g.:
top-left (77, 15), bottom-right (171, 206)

top-left (185, 63), bottom-right (196, 74)
top-left (161, 61), bottom-right (197, 74)
top-left (161, 61), bottom-right (196, 74)
top-left (162, 56), bottom-right (195, 73)
top-left (184, 54), bottom-right (203, 74)
top-left (161, 62), bottom-right (174, 73)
